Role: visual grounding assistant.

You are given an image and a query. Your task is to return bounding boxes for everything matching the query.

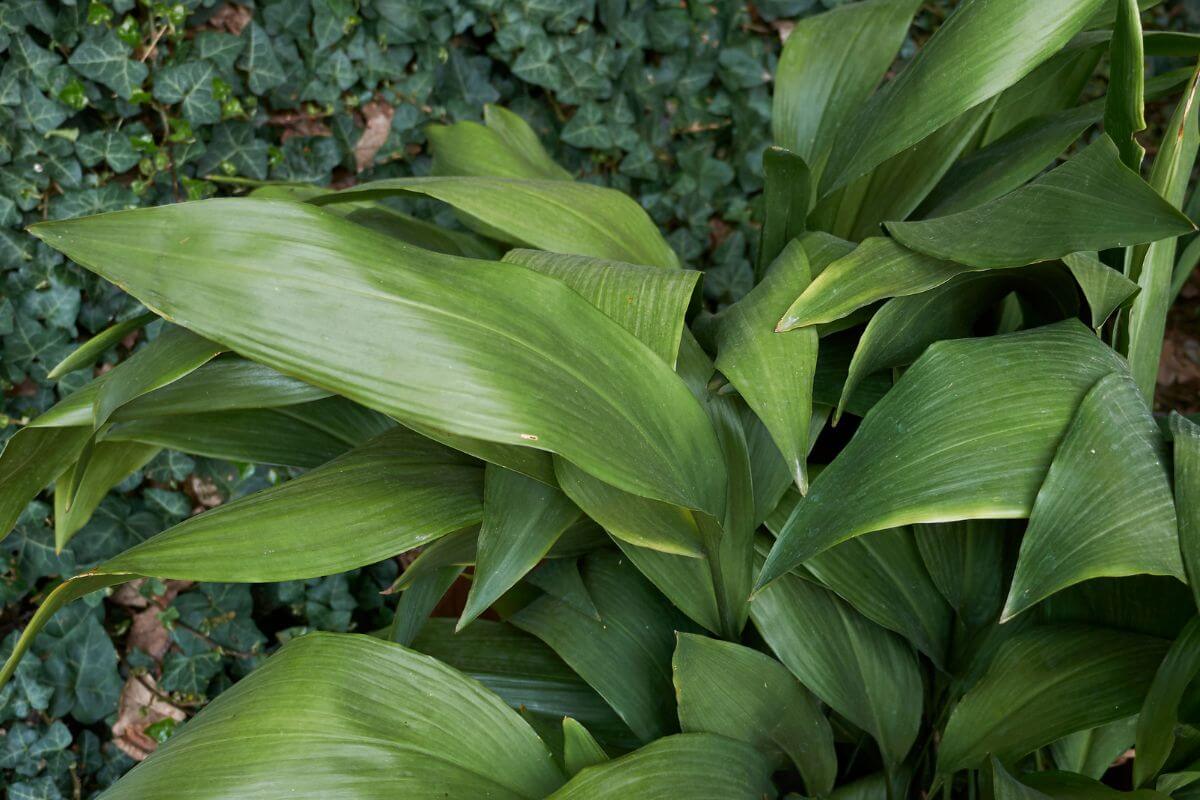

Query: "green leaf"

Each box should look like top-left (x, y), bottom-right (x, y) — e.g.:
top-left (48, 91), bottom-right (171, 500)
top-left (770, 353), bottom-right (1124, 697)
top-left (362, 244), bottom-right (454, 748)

top-left (501, 249), bottom-right (699, 366)
top-left (511, 550), bottom-right (691, 742)
top-left (750, 549), bottom-right (923, 767)
top-left (238, 23), bottom-right (285, 95)
top-left (1, 427), bottom-right (483, 688)
top-left (53, 441), bottom-right (158, 550)
top-left (30, 199), bottom-right (724, 517)
top-left (1103, 0), bottom-right (1147, 171)
top-left (914, 520), bottom-right (1010, 630)
top-left (887, 136), bottom-right (1196, 269)
top-left (1174, 413), bottom-right (1200, 612)
top-left (411, 618), bottom-right (635, 751)
top-left (67, 32), bottom-right (147, 100)
top-left (428, 105), bottom-right (571, 181)
top-left (459, 465), bottom-right (580, 629)
top-left (1124, 63), bottom-right (1200, 400)
top-left (0, 426), bottom-right (91, 541)
top-left (91, 325), bottom-right (223, 430)
top-left (757, 147), bottom-right (812, 276)
top-left (610, 539), bottom-right (723, 635)
top-left (837, 265), bottom-right (1078, 421)
top-left (778, 237), bottom-right (963, 331)
top-left (1063, 252), bottom-right (1141, 330)
top-left (1136, 617), bottom-right (1200, 786)
top-left (771, 0), bottom-right (920, 184)
top-left (938, 625), bottom-right (1169, 773)
top-left (545, 734), bottom-right (773, 800)
top-left (1024, 770), bottom-right (1173, 800)
top-left (1004, 371), bottom-right (1181, 618)
top-left (768, 491), bottom-right (952, 665)
top-left (822, 0), bottom-right (1106, 193)
top-left (99, 633), bottom-right (566, 799)
top-left (562, 718), bottom-right (609, 777)
top-left (525, 560), bottom-right (600, 620)
top-left (1051, 716), bottom-right (1138, 779)
top-left (992, 758), bottom-right (1053, 800)
top-left (152, 61), bottom-right (220, 125)
top-left (389, 565), bottom-right (462, 647)
top-left (759, 321), bottom-right (1126, 588)
top-left (47, 311), bottom-right (155, 380)
top-left (313, 177), bottom-right (680, 269)
top-left (673, 633), bottom-right (836, 795)
top-left (716, 239), bottom-right (817, 491)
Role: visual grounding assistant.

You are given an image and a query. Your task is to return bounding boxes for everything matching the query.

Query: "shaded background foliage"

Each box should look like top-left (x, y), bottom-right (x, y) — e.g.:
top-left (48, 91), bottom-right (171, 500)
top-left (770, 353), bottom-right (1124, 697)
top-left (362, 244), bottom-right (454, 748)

top-left (1, 0), bottom-right (1199, 796)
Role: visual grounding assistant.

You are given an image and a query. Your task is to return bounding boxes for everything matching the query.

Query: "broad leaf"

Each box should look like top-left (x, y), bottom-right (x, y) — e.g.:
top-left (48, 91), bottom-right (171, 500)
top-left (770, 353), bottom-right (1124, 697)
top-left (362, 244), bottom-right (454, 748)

top-left (915, 520), bottom-right (1011, 630)
top-left (938, 625), bottom-right (1169, 773)
top-left (54, 441), bottom-right (159, 550)
top-left (758, 147), bottom-right (812, 276)
top-left (771, 0), bottom-right (919, 184)
top-left (99, 633), bottom-right (566, 799)
top-left (1103, 0), bottom-right (1147, 170)
top-left (47, 311), bottom-right (156, 380)
top-left (1136, 617), bottom-right (1200, 786)
top-left (887, 136), bottom-right (1195, 269)
top-left (561, 718), bottom-right (609, 776)
top-left (0, 427), bottom-right (90, 541)
top-left (716, 240), bottom-right (817, 491)
top-left (673, 633), bottom-right (837, 795)
top-left (1051, 717), bottom-right (1138, 779)
top-left (751, 551), bottom-right (923, 767)
top-left (460, 465), bottom-right (580, 629)
top-left (30, 199), bottom-right (725, 517)
top-left (1004, 372), bottom-right (1182, 619)
top-left (511, 550), bottom-right (691, 742)
top-left (821, 0), bottom-right (1106, 193)
top-left (1174, 413), bottom-right (1200, 611)
top-left (313, 177), bottom-right (679, 269)
top-left (760, 321), bottom-right (1125, 588)
top-left (545, 734), bottom-right (773, 800)
top-left (428, 105), bottom-right (572, 181)
top-left (1063, 252), bottom-right (1140, 330)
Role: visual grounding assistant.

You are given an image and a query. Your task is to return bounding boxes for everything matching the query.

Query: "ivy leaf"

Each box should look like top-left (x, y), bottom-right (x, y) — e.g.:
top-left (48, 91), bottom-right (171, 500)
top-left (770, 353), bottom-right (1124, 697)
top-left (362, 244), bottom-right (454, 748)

top-left (75, 130), bottom-right (139, 173)
top-left (19, 82), bottom-right (67, 134)
top-left (238, 23), bottom-right (285, 95)
top-left (42, 613), bottom-right (121, 724)
top-left (68, 32), bottom-right (147, 100)
top-left (153, 62), bottom-right (220, 125)
top-left (562, 103), bottom-right (614, 149)
top-left (195, 122), bottom-right (269, 180)
top-left (160, 651), bottom-right (223, 697)
top-left (512, 36), bottom-right (562, 87)
top-left (195, 31), bottom-right (245, 72)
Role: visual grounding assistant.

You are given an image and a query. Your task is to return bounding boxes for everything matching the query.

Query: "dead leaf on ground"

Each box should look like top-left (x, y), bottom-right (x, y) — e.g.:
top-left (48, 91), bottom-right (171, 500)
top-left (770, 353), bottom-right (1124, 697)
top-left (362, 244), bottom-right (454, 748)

top-left (269, 111), bottom-right (333, 141)
top-left (355, 100), bottom-right (395, 172)
top-left (184, 474), bottom-right (223, 511)
top-left (112, 579), bottom-right (194, 660)
top-left (208, 3), bottom-right (252, 35)
top-left (112, 675), bottom-right (187, 761)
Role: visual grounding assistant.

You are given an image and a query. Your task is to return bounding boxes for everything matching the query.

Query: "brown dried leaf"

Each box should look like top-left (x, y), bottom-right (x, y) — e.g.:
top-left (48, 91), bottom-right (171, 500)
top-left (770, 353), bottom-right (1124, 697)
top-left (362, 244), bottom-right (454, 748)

top-left (269, 111), bottom-right (333, 142)
top-left (355, 100), bottom-right (395, 172)
top-left (111, 675), bottom-right (187, 762)
top-left (208, 3), bottom-right (252, 35)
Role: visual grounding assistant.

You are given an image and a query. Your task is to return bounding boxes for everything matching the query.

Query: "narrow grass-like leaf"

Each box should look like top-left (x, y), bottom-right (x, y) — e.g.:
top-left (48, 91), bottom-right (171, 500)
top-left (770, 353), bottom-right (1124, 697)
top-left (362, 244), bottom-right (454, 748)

top-left (673, 633), bottom-right (837, 795)
top-left (459, 465), bottom-right (580, 630)
top-left (47, 311), bottom-right (156, 380)
top-left (751, 549), bottom-right (922, 768)
top-left (760, 321), bottom-right (1124, 588)
top-left (887, 136), bottom-right (1196, 269)
top-left (1104, 0), bottom-right (1147, 170)
top-left (938, 625), bottom-right (1169, 773)
top-left (822, 0), bottom-right (1106, 193)
top-left (1124, 63), bottom-right (1200, 400)
top-left (313, 177), bottom-right (679, 269)
top-left (546, 734), bottom-right (773, 800)
top-left (30, 199), bottom-right (724, 517)
top-left (771, 0), bottom-right (919, 184)
top-left (511, 550), bottom-right (692, 742)
top-left (1004, 372), bottom-right (1182, 620)
top-left (1136, 617), bottom-right (1200, 785)
top-left (99, 633), bottom-right (565, 799)
top-left (716, 240), bottom-right (817, 491)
